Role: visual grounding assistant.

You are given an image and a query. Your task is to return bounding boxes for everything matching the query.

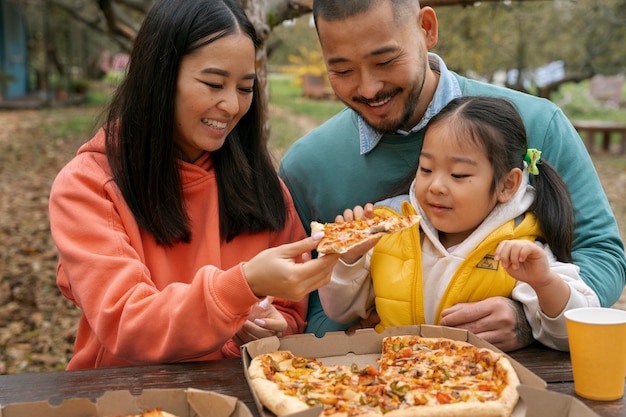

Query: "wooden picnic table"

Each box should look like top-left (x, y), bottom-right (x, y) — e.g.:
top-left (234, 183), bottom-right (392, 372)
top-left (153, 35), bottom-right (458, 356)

top-left (0, 342), bottom-right (624, 416)
top-left (572, 120), bottom-right (626, 154)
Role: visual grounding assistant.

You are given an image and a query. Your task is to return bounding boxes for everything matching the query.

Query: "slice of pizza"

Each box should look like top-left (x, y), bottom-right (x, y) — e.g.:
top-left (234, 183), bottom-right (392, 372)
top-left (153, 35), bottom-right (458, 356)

top-left (248, 351), bottom-right (384, 416)
top-left (108, 409), bottom-right (179, 417)
top-left (311, 215), bottom-right (420, 254)
top-left (378, 336), bottom-right (520, 417)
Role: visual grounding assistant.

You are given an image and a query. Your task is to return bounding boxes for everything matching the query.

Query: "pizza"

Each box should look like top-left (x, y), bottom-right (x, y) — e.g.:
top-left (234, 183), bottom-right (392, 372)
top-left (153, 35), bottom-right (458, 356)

top-left (248, 335), bottom-right (520, 417)
top-left (311, 215), bottom-right (420, 254)
top-left (108, 409), bottom-right (178, 417)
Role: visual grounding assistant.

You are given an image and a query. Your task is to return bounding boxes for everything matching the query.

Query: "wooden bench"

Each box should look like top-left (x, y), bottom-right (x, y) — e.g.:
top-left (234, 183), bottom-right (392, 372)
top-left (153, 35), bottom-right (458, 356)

top-left (572, 120), bottom-right (626, 154)
top-left (301, 74), bottom-right (335, 100)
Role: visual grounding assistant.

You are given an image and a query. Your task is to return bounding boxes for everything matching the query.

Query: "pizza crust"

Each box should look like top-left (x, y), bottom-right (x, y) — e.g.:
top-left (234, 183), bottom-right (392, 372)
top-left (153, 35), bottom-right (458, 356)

top-left (249, 378), bottom-right (310, 416)
top-left (108, 410), bottom-right (179, 417)
top-left (384, 401), bottom-right (509, 417)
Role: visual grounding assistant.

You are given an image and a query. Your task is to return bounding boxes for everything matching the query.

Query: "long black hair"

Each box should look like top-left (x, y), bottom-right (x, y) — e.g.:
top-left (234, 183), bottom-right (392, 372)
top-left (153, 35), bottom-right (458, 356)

top-left (428, 96), bottom-right (575, 262)
top-left (104, 0), bottom-right (287, 245)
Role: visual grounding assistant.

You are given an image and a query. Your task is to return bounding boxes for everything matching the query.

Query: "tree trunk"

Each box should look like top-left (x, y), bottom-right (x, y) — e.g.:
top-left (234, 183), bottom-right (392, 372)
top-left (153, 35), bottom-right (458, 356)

top-left (243, 0), bottom-right (273, 144)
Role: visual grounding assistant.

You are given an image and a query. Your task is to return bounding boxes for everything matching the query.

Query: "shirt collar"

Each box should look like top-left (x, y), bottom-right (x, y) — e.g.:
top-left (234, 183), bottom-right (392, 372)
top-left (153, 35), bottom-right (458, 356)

top-left (359, 53), bottom-right (462, 155)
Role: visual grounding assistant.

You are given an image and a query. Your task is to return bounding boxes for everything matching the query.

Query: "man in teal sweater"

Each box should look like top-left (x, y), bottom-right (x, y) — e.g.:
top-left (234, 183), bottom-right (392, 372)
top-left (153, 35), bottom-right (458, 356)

top-left (278, 0), bottom-right (626, 352)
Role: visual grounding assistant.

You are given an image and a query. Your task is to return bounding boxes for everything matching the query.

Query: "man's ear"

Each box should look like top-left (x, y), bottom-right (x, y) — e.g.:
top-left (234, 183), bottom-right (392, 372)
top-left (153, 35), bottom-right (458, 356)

top-left (419, 7), bottom-right (438, 49)
top-left (497, 168), bottom-right (523, 203)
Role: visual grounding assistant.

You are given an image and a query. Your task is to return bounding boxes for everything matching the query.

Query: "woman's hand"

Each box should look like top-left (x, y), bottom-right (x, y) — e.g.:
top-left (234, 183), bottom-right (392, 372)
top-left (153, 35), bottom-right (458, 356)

top-left (232, 297), bottom-right (288, 346)
top-left (243, 234), bottom-right (341, 301)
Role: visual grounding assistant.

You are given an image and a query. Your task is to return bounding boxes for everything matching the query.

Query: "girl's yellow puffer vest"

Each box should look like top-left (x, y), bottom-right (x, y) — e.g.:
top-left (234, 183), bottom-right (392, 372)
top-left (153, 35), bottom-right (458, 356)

top-left (370, 202), bottom-right (542, 332)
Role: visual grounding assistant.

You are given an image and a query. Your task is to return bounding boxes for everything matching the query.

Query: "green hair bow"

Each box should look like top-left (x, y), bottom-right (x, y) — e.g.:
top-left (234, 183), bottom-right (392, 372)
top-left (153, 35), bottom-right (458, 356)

top-left (524, 148), bottom-right (542, 176)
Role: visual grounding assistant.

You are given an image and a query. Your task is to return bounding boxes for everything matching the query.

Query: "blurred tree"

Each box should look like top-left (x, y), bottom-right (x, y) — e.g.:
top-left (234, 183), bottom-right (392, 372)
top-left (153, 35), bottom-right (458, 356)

top-left (434, 0), bottom-right (626, 97)
top-left (14, 0), bottom-right (626, 116)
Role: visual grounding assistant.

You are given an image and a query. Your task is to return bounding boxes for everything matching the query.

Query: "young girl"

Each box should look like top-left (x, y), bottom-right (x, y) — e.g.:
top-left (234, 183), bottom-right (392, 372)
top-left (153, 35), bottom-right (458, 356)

top-left (318, 96), bottom-right (599, 351)
top-left (48, 0), bottom-right (338, 369)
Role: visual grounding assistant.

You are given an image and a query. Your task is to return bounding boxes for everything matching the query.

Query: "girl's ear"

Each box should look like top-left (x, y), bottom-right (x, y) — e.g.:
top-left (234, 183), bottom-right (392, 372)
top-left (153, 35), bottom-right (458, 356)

top-left (497, 168), bottom-right (523, 203)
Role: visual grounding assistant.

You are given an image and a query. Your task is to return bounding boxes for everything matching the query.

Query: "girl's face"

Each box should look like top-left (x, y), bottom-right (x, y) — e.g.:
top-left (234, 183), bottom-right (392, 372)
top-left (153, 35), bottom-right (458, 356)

top-left (414, 123), bottom-right (499, 248)
top-left (174, 32), bottom-right (256, 162)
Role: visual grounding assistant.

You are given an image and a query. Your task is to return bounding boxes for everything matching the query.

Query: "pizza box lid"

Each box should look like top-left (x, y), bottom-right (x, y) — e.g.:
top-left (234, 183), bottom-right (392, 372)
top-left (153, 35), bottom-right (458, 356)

top-left (0, 388), bottom-right (253, 417)
top-left (241, 325), bottom-right (553, 417)
top-left (517, 385), bottom-right (600, 417)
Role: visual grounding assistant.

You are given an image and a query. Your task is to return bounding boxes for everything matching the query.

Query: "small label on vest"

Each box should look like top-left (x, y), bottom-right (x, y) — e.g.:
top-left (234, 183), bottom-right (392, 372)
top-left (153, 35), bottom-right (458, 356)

top-left (476, 254), bottom-right (499, 270)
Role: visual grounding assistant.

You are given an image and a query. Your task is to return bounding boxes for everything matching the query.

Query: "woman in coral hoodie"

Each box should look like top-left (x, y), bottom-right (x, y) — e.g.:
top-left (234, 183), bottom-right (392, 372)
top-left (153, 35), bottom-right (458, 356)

top-left (48, 0), bottom-right (339, 369)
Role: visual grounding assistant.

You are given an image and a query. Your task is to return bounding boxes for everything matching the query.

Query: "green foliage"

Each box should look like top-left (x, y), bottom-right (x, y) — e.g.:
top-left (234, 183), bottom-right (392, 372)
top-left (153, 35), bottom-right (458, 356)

top-left (0, 70), bottom-right (15, 94)
top-left (428, 1), bottom-right (626, 84)
top-left (554, 81), bottom-right (626, 122)
top-left (102, 70), bottom-right (126, 85)
top-left (84, 89), bottom-right (113, 106)
top-left (268, 15), bottom-right (320, 66)
top-left (269, 74), bottom-right (344, 124)
top-left (284, 46), bottom-right (327, 79)
top-left (40, 107), bottom-right (100, 139)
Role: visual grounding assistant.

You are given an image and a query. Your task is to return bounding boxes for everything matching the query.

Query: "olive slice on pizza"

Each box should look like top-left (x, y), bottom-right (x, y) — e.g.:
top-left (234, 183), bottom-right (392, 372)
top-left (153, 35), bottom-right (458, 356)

top-left (311, 215), bottom-right (420, 254)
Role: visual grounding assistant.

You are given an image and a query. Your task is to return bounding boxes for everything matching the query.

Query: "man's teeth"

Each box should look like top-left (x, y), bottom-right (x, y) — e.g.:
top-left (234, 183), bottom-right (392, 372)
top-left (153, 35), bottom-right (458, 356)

top-left (369, 96), bottom-right (391, 107)
top-left (201, 118), bottom-right (227, 129)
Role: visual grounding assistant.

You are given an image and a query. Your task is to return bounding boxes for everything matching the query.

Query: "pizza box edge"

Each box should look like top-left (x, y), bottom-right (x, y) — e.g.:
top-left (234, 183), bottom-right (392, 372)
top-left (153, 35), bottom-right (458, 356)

top-left (0, 388), bottom-right (253, 417)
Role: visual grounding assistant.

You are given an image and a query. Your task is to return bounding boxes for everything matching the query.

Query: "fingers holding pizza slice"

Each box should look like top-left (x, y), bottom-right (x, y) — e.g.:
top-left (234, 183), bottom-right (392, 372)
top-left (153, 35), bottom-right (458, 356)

top-left (311, 215), bottom-right (420, 254)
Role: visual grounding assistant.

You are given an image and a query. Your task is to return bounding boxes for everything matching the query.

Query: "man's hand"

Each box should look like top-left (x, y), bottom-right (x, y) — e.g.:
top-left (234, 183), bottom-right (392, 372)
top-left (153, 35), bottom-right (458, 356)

top-left (439, 297), bottom-right (534, 351)
top-left (346, 309), bottom-right (380, 335)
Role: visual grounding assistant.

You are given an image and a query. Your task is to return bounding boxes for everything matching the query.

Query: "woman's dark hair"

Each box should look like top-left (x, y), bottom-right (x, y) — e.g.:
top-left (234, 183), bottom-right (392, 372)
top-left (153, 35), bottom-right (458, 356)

top-left (426, 96), bottom-right (575, 262)
top-left (104, 0), bottom-right (287, 245)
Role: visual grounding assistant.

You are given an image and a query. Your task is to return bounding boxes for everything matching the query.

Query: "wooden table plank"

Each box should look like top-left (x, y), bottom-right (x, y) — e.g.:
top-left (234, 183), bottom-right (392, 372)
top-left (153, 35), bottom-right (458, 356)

top-left (0, 359), bottom-right (259, 414)
top-left (0, 344), bottom-right (624, 416)
top-left (508, 342), bottom-right (574, 383)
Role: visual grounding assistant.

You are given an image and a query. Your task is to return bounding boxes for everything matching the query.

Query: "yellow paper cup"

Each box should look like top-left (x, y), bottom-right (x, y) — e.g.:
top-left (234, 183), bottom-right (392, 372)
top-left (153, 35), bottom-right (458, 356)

top-left (565, 307), bottom-right (626, 401)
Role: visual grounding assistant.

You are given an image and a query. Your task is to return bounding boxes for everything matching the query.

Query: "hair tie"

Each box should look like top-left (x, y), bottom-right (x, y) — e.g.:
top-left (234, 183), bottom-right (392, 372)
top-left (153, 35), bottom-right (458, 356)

top-left (524, 148), bottom-right (542, 176)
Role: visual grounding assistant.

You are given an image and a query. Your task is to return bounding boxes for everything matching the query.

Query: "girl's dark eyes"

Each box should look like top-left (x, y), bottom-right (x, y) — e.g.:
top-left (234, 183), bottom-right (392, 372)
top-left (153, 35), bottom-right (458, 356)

top-left (420, 167), bottom-right (469, 179)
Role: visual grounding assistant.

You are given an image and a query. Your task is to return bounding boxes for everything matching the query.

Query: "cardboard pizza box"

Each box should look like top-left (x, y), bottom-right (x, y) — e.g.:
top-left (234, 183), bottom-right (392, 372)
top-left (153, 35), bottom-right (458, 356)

top-left (517, 385), bottom-right (600, 417)
top-left (0, 388), bottom-right (253, 417)
top-left (241, 325), bottom-right (597, 417)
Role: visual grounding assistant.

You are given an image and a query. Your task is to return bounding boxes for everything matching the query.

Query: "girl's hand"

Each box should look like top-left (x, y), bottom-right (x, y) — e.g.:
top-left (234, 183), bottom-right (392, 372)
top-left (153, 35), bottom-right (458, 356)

top-left (494, 240), bottom-right (551, 286)
top-left (494, 240), bottom-right (570, 317)
top-left (335, 203), bottom-right (375, 222)
top-left (336, 203), bottom-right (378, 264)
